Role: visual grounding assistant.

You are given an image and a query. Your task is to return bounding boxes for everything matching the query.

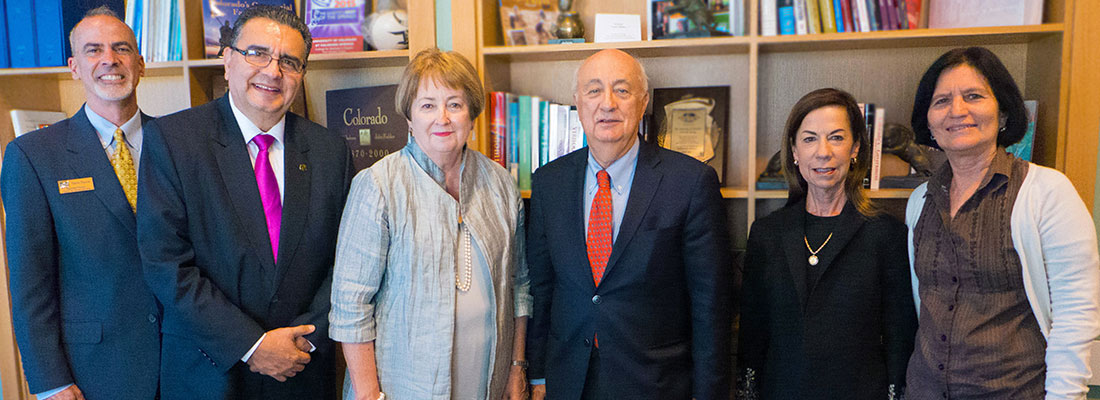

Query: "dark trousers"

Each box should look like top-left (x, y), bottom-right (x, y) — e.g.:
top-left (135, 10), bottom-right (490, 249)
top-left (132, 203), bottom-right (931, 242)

top-left (580, 347), bottom-right (601, 400)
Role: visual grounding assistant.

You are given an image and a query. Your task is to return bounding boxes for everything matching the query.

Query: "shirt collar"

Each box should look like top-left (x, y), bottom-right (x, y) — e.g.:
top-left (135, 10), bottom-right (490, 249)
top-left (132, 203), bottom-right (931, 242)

top-left (928, 147), bottom-right (1015, 195)
top-left (405, 136), bottom-right (466, 189)
top-left (587, 138), bottom-right (640, 196)
top-left (84, 104), bottom-right (142, 149)
top-left (229, 92), bottom-right (286, 146)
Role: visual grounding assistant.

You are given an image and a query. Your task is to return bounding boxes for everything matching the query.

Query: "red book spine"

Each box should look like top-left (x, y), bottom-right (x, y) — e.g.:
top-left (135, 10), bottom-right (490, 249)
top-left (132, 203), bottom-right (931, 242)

top-left (906, 0), bottom-right (921, 29)
top-left (840, 0), bottom-right (855, 32)
top-left (490, 91), bottom-right (507, 167)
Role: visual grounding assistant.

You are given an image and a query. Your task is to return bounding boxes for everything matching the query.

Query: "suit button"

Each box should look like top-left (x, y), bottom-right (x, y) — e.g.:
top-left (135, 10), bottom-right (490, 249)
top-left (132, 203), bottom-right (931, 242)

top-left (591, 295), bottom-right (601, 305)
top-left (584, 338), bottom-right (591, 347)
top-left (147, 314), bottom-right (157, 323)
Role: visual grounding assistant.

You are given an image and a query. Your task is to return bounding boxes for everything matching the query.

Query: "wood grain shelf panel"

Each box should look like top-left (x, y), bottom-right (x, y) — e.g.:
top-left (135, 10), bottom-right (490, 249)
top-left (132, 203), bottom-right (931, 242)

top-left (757, 24), bottom-right (1065, 52)
top-left (483, 36), bottom-right (753, 62)
top-left (0, 61), bottom-right (187, 78)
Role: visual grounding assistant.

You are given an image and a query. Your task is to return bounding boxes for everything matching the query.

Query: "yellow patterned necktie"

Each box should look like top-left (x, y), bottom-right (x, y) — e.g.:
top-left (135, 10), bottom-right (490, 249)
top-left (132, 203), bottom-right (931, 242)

top-left (110, 128), bottom-right (137, 212)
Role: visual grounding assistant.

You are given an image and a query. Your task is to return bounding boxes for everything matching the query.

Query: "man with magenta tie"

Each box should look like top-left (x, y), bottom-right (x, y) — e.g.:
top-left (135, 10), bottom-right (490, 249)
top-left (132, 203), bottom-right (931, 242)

top-left (136, 5), bottom-right (353, 400)
top-left (525, 49), bottom-right (733, 399)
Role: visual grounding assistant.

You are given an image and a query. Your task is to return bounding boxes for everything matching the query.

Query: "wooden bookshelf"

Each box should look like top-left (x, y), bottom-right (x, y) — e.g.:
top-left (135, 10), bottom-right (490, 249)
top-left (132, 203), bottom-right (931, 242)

top-left (466, 0), bottom-right (1095, 250)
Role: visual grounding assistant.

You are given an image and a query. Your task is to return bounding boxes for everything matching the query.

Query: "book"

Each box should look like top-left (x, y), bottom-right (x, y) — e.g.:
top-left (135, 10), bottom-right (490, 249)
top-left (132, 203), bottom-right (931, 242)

top-left (870, 106), bottom-right (884, 190)
top-left (539, 100), bottom-right (550, 168)
top-left (0, 0), bottom-right (9, 68)
top-left (778, 0), bottom-right (795, 35)
top-left (761, 0), bottom-right (778, 35)
top-left (304, 0), bottom-right (367, 53)
top-left (490, 92), bottom-right (508, 167)
top-left (499, 0), bottom-right (559, 46)
top-left (34, 0), bottom-right (64, 67)
top-left (517, 95), bottom-right (533, 190)
top-left (839, 0), bottom-right (854, 32)
top-left (864, 0), bottom-right (879, 31)
top-left (831, 0), bottom-right (844, 32)
top-left (929, 0), bottom-right (1041, 29)
top-left (819, 0), bottom-right (836, 33)
top-left (1007, 100), bottom-right (1038, 161)
top-left (528, 96), bottom-right (540, 174)
top-left (507, 94), bottom-right (519, 180)
top-left (202, 0), bottom-right (294, 58)
top-left (905, 0), bottom-right (921, 29)
top-left (10, 109), bottom-right (66, 137)
top-left (6, 0), bottom-right (34, 67)
top-left (325, 85), bottom-right (408, 171)
top-left (650, 86), bottom-right (729, 182)
top-left (793, 0), bottom-right (808, 34)
top-left (805, 0), bottom-right (821, 34)
top-left (853, 0), bottom-right (870, 32)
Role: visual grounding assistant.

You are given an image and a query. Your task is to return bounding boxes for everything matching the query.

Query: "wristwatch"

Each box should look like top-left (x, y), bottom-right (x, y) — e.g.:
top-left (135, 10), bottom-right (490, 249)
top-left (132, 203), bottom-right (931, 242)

top-left (377, 392), bottom-right (386, 400)
top-left (511, 360), bottom-right (528, 369)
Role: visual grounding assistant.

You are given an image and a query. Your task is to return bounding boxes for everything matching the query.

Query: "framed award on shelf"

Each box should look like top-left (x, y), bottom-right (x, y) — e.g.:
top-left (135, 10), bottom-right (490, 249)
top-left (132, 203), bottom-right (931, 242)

top-left (649, 86), bottom-right (730, 182)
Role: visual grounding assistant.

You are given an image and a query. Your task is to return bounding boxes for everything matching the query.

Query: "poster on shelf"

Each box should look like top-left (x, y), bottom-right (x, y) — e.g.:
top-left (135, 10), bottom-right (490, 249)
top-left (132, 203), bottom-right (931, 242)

top-left (201, 0), bottom-right (295, 58)
top-left (498, 0), bottom-right (559, 46)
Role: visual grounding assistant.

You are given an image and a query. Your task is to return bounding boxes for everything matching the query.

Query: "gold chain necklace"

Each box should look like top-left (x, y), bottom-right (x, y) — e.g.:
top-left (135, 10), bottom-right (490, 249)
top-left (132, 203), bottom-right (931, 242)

top-left (803, 232), bottom-right (833, 266)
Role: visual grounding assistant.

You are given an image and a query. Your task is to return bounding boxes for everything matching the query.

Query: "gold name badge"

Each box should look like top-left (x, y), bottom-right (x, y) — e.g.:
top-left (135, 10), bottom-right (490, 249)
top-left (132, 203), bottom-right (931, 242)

top-left (58, 177), bottom-right (94, 194)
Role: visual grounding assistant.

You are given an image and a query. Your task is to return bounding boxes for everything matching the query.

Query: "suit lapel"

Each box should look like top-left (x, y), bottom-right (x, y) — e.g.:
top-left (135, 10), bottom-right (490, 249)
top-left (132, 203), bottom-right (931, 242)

top-left (780, 202), bottom-right (809, 307)
top-left (559, 149), bottom-right (594, 291)
top-left (270, 115), bottom-right (311, 297)
top-left (210, 96), bottom-right (278, 282)
top-left (65, 108), bottom-right (136, 236)
top-left (602, 142), bottom-right (661, 281)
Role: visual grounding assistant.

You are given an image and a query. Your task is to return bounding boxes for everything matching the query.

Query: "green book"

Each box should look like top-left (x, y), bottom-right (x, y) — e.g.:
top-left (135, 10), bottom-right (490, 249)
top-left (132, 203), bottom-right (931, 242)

top-left (517, 95), bottom-right (533, 191)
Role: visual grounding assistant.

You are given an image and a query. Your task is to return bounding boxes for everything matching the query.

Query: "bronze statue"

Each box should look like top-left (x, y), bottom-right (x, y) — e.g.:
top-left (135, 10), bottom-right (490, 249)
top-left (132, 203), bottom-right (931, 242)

top-left (662, 0), bottom-right (716, 36)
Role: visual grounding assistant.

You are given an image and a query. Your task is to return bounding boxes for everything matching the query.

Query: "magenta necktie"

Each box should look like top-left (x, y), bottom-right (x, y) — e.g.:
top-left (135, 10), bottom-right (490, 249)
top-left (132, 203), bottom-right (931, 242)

top-left (252, 134), bottom-right (281, 263)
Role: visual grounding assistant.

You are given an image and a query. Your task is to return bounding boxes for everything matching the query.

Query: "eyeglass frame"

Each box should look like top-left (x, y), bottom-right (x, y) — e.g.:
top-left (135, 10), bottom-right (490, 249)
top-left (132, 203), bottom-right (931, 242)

top-left (224, 45), bottom-right (307, 74)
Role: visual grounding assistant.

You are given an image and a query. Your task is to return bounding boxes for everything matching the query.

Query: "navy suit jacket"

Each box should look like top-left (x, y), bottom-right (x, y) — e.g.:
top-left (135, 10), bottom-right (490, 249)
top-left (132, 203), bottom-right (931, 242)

top-left (1, 108), bottom-right (161, 399)
top-left (526, 140), bottom-right (733, 400)
top-left (137, 95), bottom-right (353, 400)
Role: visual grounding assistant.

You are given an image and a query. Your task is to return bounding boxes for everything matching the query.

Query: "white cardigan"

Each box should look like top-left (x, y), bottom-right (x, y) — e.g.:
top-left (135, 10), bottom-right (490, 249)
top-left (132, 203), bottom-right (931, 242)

top-left (906, 163), bottom-right (1100, 400)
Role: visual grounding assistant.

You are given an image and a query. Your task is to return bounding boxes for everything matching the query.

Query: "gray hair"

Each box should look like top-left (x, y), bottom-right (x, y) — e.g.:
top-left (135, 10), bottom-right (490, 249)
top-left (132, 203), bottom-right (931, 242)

top-left (228, 5), bottom-right (313, 57)
top-left (68, 6), bottom-right (130, 54)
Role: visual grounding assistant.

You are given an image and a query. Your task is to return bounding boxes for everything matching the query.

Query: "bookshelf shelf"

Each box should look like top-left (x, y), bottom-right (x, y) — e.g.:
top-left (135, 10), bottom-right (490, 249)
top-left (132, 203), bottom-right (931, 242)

top-left (483, 36), bottom-right (753, 61)
top-left (306, 50), bottom-right (410, 69)
top-left (756, 23), bottom-right (1065, 52)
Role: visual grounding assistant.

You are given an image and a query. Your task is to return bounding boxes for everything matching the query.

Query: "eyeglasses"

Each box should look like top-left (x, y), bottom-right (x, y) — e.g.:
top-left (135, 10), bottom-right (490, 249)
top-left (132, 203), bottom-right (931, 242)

top-left (225, 46), bottom-right (306, 74)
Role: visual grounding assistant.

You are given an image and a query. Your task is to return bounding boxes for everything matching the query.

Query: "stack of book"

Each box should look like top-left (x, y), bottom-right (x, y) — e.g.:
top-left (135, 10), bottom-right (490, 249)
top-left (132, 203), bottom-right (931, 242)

top-left (761, 0), bottom-right (922, 35)
top-left (126, 0), bottom-right (182, 62)
top-left (488, 92), bottom-right (586, 191)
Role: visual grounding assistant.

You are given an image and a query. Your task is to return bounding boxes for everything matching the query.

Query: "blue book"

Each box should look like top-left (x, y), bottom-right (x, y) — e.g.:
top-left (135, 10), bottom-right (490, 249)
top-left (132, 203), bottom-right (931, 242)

top-left (517, 95), bottom-right (532, 191)
top-left (864, 0), bottom-right (879, 31)
top-left (0, 0), bottom-right (9, 68)
top-left (778, 0), bottom-right (795, 35)
top-left (35, 0), bottom-right (63, 66)
top-left (507, 96), bottom-right (519, 179)
top-left (539, 100), bottom-right (549, 168)
top-left (168, 0), bottom-right (181, 60)
top-left (833, 0), bottom-right (844, 32)
top-left (5, 0), bottom-right (34, 67)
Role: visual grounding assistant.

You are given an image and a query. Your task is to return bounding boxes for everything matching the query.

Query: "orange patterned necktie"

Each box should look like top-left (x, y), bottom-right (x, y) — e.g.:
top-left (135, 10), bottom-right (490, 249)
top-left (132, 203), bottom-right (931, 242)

top-left (587, 170), bottom-right (613, 286)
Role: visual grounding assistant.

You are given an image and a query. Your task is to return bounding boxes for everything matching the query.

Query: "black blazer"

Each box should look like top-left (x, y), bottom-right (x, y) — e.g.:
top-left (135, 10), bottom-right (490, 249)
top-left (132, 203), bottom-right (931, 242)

top-left (738, 200), bottom-right (917, 400)
top-left (137, 95), bottom-right (354, 400)
top-left (526, 140), bottom-right (733, 400)
top-left (1, 108), bottom-right (160, 399)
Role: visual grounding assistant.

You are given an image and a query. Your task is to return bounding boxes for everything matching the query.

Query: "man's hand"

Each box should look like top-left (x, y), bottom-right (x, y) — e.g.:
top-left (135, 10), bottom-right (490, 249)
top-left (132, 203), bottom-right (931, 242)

top-left (246, 324), bottom-right (315, 382)
top-left (530, 383), bottom-right (545, 400)
top-left (44, 385), bottom-right (84, 400)
top-left (503, 365), bottom-right (529, 400)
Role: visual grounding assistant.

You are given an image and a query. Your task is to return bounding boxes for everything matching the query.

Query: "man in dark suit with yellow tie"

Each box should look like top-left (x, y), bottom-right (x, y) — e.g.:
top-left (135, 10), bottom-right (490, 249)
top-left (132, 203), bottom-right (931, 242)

top-left (525, 49), bottom-right (734, 399)
top-left (2, 7), bottom-right (159, 400)
top-left (137, 5), bottom-right (352, 400)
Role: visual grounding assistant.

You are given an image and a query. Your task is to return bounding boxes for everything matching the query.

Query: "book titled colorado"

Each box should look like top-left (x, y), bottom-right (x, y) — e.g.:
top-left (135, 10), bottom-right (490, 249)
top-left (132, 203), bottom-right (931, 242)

top-left (326, 84), bottom-right (408, 172)
top-left (202, 0), bottom-right (294, 58)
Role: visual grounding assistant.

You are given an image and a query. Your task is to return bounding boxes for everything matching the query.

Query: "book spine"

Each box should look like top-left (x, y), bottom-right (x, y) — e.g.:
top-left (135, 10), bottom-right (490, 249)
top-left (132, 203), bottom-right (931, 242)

top-left (778, 0), bottom-right (796, 35)
top-left (895, 0), bottom-right (907, 29)
top-left (6, 0), bottom-right (34, 67)
top-left (762, 0), bottom-right (778, 36)
top-left (490, 92), bottom-right (507, 167)
top-left (905, 0), bottom-right (920, 28)
top-left (854, 0), bottom-right (870, 32)
top-left (568, 107), bottom-right (582, 152)
top-left (0, 0), bottom-right (8, 68)
top-left (864, 0), bottom-right (879, 31)
top-left (793, 0), bottom-right (808, 34)
top-left (507, 95), bottom-right (519, 181)
top-left (805, 0), bottom-right (821, 34)
top-left (529, 96), bottom-right (540, 173)
top-left (518, 96), bottom-right (532, 191)
top-left (880, 0), bottom-right (896, 30)
top-left (820, 0), bottom-right (836, 33)
top-left (840, 0), bottom-right (854, 32)
top-left (870, 106), bottom-right (884, 190)
top-left (831, 0), bottom-right (844, 32)
top-left (539, 100), bottom-right (550, 167)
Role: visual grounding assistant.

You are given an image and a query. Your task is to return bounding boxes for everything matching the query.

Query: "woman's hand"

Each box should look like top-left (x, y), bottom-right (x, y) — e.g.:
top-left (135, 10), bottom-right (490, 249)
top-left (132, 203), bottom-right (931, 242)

top-left (503, 364), bottom-right (529, 400)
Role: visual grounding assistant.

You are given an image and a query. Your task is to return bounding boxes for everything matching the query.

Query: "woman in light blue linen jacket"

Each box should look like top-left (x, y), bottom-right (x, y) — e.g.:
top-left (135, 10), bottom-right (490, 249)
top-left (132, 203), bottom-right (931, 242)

top-left (329, 48), bottom-right (532, 400)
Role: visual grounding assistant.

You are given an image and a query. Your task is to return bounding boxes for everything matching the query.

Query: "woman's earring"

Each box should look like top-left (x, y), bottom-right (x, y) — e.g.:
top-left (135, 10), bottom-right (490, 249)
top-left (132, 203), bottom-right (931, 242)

top-left (851, 157), bottom-right (857, 165)
top-left (793, 159), bottom-right (799, 165)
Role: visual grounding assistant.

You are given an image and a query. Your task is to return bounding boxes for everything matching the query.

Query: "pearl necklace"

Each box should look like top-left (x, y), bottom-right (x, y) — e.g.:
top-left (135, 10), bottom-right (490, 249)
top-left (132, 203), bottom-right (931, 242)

top-left (456, 215), bottom-right (473, 291)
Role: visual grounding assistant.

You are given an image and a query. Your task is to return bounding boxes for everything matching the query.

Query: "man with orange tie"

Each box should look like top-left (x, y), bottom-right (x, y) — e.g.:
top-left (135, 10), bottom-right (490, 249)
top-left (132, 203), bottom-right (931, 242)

top-left (2, 7), bottom-right (160, 400)
top-left (136, 5), bottom-right (353, 400)
top-left (525, 48), bottom-right (733, 399)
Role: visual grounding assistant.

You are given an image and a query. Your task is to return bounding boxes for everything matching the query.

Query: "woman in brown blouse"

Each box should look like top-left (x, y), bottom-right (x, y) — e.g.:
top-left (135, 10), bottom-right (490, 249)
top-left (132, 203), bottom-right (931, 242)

top-left (904, 46), bottom-right (1100, 399)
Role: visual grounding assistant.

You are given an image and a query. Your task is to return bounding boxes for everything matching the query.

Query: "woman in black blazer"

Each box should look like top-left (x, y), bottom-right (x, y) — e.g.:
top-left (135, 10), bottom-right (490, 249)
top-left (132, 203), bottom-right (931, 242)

top-left (737, 88), bottom-right (917, 400)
